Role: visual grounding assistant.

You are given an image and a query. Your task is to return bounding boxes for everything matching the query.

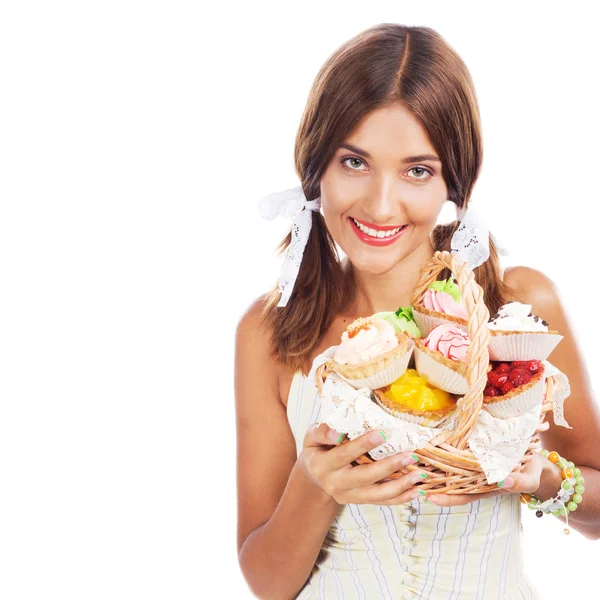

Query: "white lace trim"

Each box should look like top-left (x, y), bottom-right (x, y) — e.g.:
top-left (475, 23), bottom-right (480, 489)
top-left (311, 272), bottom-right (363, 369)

top-left (313, 346), bottom-right (571, 485)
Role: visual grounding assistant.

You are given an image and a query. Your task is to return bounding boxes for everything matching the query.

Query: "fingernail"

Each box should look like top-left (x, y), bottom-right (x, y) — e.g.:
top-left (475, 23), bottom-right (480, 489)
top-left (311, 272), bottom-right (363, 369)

top-left (499, 477), bottom-right (514, 489)
top-left (337, 433), bottom-right (344, 443)
top-left (411, 454), bottom-right (419, 461)
top-left (400, 455), bottom-right (418, 466)
top-left (419, 490), bottom-right (427, 496)
top-left (369, 431), bottom-right (387, 443)
top-left (420, 473), bottom-right (428, 479)
top-left (328, 429), bottom-right (341, 442)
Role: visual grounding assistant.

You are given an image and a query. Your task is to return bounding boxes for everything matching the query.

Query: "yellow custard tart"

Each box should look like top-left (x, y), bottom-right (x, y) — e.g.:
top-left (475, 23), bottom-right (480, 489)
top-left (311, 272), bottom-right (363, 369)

top-left (373, 368), bottom-right (458, 426)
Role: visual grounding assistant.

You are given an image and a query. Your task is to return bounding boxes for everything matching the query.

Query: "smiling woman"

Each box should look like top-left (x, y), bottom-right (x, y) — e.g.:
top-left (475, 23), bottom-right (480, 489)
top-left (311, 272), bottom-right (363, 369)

top-left (320, 103), bottom-right (450, 273)
top-left (235, 22), bottom-right (599, 600)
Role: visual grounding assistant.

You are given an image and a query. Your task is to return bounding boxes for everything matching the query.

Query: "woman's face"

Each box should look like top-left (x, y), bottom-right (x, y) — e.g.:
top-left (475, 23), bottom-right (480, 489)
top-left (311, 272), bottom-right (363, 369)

top-left (320, 103), bottom-right (449, 275)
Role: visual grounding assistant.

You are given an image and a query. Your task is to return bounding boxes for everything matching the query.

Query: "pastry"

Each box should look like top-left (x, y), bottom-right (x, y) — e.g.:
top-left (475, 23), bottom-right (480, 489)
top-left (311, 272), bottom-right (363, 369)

top-left (412, 277), bottom-right (469, 336)
top-left (373, 306), bottom-right (422, 338)
top-left (413, 322), bottom-right (470, 394)
top-left (487, 301), bottom-right (563, 360)
top-left (483, 359), bottom-right (546, 418)
top-left (373, 368), bottom-right (458, 426)
top-left (329, 316), bottom-right (414, 389)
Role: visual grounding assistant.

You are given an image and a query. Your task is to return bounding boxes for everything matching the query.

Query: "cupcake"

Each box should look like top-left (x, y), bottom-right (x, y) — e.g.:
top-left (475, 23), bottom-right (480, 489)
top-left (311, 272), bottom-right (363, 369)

top-left (412, 278), bottom-right (469, 337)
top-left (487, 301), bottom-right (563, 361)
top-left (413, 323), bottom-right (470, 394)
top-left (373, 368), bottom-right (458, 426)
top-left (483, 359), bottom-right (546, 418)
top-left (328, 316), bottom-right (414, 389)
top-left (373, 306), bottom-right (422, 338)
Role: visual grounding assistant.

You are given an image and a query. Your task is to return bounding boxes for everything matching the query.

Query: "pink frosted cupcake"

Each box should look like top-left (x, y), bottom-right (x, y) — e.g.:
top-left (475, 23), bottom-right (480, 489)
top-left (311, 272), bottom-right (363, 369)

top-left (412, 278), bottom-right (469, 337)
top-left (413, 323), bottom-right (470, 394)
top-left (328, 316), bottom-right (414, 390)
top-left (487, 301), bottom-right (563, 361)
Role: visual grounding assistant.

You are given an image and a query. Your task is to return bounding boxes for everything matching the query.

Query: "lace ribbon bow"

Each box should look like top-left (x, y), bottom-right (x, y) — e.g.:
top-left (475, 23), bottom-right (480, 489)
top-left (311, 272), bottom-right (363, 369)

top-left (257, 185), bottom-right (321, 307)
top-left (451, 202), bottom-right (491, 270)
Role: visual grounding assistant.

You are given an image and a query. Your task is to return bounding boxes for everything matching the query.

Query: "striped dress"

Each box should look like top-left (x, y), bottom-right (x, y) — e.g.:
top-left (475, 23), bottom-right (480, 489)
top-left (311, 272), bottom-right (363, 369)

top-left (287, 372), bottom-right (542, 600)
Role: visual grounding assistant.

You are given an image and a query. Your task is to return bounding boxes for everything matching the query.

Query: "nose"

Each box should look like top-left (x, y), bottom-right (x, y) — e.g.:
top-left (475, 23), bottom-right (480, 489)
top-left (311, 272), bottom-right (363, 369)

top-left (361, 177), bottom-right (403, 225)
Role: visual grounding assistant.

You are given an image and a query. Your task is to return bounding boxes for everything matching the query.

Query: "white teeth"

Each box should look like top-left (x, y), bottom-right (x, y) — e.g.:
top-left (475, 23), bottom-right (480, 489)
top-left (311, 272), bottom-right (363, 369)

top-left (352, 218), bottom-right (404, 238)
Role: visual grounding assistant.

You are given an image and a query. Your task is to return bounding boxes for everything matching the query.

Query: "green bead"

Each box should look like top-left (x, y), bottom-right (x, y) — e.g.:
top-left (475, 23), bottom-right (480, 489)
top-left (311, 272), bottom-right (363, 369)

top-left (540, 449), bottom-right (550, 457)
top-left (573, 493), bottom-right (583, 504)
top-left (528, 503), bottom-right (538, 510)
top-left (567, 501), bottom-right (578, 512)
top-left (561, 479), bottom-right (572, 491)
top-left (576, 476), bottom-right (585, 485)
top-left (566, 461), bottom-right (575, 469)
top-left (554, 507), bottom-right (568, 516)
top-left (557, 458), bottom-right (568, 469)
top-left (574, 468), bottom-right (581, 477)
top-left (575, 485), bottom-right (585, 495)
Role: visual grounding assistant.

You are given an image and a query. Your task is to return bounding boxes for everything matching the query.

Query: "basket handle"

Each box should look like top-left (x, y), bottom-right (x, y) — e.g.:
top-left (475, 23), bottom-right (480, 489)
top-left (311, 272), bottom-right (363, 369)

top-left (411, 251), bottom-right (490, 450)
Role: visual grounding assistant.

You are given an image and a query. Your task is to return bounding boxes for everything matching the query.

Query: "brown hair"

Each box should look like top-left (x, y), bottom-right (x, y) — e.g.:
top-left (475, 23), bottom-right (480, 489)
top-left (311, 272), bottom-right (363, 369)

top-left (260, 23), bottom-right (512, 375)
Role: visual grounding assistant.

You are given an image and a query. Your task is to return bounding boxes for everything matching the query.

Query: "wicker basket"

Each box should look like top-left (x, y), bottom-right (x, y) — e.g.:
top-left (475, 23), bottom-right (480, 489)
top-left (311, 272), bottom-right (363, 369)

top-left (317, 250), bottom-right (556, 495)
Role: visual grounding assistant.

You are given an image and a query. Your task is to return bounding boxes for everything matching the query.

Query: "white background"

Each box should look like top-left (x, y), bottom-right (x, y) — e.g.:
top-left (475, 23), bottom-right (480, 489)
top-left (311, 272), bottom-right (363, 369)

top-left (1, 1), bottom-right (598, 598)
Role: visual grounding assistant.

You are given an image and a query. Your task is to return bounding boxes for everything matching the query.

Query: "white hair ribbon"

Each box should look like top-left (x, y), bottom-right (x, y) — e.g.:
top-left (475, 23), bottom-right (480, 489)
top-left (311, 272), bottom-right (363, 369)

top-left (450, 202), bottom-right (490, 270)
top-left (257, 185), bottom-right (321, 307)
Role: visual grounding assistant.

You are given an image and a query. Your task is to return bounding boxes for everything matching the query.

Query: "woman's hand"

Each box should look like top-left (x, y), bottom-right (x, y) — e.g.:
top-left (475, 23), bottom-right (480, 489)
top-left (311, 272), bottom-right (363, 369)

top-left (427, 451), bottom-right (547, 507)
top-left (299, 423), bottom-right (427, 506)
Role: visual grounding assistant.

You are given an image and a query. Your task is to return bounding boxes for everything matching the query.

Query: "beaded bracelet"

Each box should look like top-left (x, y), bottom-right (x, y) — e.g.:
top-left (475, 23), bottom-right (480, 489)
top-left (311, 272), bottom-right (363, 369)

top-left (520, 449), bottom-right (585, 535)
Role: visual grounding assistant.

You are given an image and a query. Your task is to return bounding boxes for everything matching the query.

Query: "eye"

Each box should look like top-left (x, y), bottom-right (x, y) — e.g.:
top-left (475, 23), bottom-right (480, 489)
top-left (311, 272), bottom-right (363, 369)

top-left (340, 156), bottom-right (367, 172)
top-left (407, 166), bottom-right (434, 181)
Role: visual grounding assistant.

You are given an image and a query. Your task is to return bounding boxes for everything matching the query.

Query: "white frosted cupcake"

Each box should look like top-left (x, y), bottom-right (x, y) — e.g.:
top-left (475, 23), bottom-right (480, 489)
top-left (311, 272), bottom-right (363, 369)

top-left (413, 323), bottom-right (470, 394)
top-left (487, 301), bottom-right (563, 361)
top-left (412, 278), bottom-right (469, 337)
top-left (328, 316), bottom-right (414, 390)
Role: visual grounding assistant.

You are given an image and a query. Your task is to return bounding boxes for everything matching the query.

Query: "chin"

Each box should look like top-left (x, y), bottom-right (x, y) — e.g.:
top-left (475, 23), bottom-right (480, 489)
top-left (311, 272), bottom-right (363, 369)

top-left (347, 253), bottom-right (402, 275)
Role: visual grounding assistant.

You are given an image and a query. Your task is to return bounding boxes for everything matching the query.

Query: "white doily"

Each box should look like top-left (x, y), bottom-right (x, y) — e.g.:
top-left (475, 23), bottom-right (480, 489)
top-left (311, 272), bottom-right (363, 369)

top-left (450, 203), bottom-right (490, 270)
top-left (257, 185), bottom-right (321, 308)
top-left (542, 360), bottom-right (572, 428)
top-left (313, 346), bottom-right (572, 485)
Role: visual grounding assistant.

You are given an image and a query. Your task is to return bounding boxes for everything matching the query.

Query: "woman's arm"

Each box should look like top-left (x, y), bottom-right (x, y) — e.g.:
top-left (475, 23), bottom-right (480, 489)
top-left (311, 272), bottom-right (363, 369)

top-left (505, 266), bottom-right (600, 540)
top-left (235, 297), bottom-right (339, 600)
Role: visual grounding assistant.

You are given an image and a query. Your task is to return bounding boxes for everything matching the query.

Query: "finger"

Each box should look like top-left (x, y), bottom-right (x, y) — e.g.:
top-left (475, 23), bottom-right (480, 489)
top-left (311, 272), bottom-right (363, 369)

top-left (350, 470), bottom-right (426, 504)
top-left (501, 469), bottom-right (539, 494)
top-left (324, 429), bottom-right (395, 471)
top-left (303, 423), bottom-right (346, 449)
top-left (341, 452), bottom-right (423, 488)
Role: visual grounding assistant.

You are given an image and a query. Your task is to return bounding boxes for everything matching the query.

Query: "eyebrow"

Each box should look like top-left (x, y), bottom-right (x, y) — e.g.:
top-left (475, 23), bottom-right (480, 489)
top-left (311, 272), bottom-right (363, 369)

top-left (339, 143), bottom-right (441, 163)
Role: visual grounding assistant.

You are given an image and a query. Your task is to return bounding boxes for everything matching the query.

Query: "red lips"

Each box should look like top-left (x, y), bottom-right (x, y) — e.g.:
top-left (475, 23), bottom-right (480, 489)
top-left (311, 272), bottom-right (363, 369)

top-left (349, 217), bottom-right (408, 247)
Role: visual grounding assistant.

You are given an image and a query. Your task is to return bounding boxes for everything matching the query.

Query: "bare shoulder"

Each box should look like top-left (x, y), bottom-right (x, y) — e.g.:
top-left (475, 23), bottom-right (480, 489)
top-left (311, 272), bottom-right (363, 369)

top-left (235, 294), bottom-right (292, 405)
top-left (502, 265), bottom-right (558, 307)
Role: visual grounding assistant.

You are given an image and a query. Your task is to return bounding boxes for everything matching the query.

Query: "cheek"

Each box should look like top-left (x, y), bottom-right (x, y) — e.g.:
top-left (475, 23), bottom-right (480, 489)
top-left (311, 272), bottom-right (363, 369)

top-left (320, 190), bottom-right (355, 222)
top-left (406, 199), bottom-right (444, 225)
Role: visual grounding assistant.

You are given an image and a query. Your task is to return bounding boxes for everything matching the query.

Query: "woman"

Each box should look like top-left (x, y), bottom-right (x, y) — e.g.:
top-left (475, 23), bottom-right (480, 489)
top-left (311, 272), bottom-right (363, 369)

top-left (235, 24), bottom-right (600, 599)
